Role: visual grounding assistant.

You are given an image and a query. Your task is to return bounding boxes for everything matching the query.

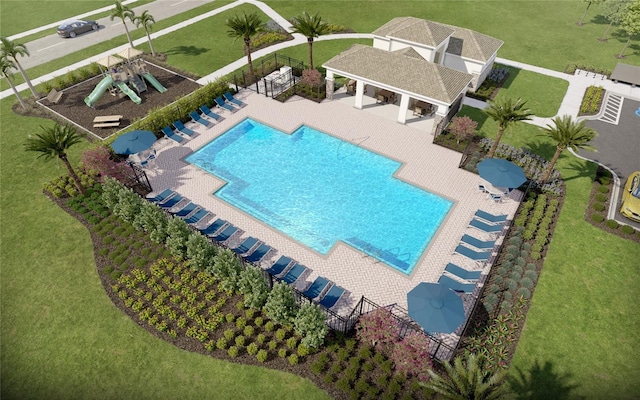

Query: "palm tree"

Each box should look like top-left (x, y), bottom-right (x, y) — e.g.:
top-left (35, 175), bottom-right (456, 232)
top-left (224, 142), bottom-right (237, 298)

top-left (24, 123), bottom-right (86, 195)
top-left (110, 0), bottom-right (135, 48)
top-left (226, 11), bottom-right (263, 81)
top-left (422, 353), bottom-right (509, 399)
top-left (0, 37), bottom-right (38, 97)
top-left (539, 115), bottom-right (598, 184)
top-left (483, 97), bottom-right (533, 158)
top-left (0, 55), bottom-right (27, 110)
top-left (291, 12), bottom-right (331, 70)
top-left (134, 10), bottom-right (157, 57)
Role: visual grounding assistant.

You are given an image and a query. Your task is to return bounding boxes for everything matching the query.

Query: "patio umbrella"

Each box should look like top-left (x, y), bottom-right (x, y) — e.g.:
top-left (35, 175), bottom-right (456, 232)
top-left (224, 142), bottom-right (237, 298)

top-left (407, 282), bottom-right (465, 334)
top-left (477, 158), bottom-right (526, 188)
top-left (111, 130), bottom-right (156, 155)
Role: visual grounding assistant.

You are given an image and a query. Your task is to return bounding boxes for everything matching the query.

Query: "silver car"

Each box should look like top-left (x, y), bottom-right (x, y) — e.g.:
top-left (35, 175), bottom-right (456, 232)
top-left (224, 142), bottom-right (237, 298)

top-left (57, 20), bottom-right (99, 38)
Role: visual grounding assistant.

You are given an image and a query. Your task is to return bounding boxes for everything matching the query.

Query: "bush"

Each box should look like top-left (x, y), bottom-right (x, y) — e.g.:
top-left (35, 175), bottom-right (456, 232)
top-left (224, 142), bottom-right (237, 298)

top-left (516, 287), bottom-right (531, 299)
top-left (227, 346), bottom-right (239, 358)
top-left (391, 332), bottom-right (431, 380)
top-left (524, 270), bottom-right (538, 282)
top-left (236, 317), bottom-right (247, 329)
top-left (606, 219), bottom-right (619, 229)
top-left (186, 232), bottom-right (217, 271)
top-left (294, 302), bottom-right (328, 348)
top-left (235, 335), bottom-right (246, 347)
top-left (595, 193), bottom-right (607, 202)
top-left (243, 325), bottom-right (255, 337)
top-left (286, 336), bottom-right (298, 349)
top-left (256, 349), bottom-right (268, 362)
top-left (591, 213), bottom-right (605, 223)
top-left (212, 249), bottom-right (244, 294)
top-left (597, 185), bottom-right (609, 193)
top-left (356, 308), bottom-right (399, 353)
top-left (593, 202), bottom-right (606, 212)
top-left (238, 265), bottom-right (269, 309)
top-left (264, 320), bottom-right (275, 332)
top-left (246, 342), bottom-right (259, 355)
top-left (263, 282), bottom-right (298, 326)
top-left (278, 348), bottom-right (287, 358)
top-left (288, 354), bottom-right (299, 365)
top-left (165, 217), bottom-right (191, 260)
top-left (621, 225), bottom-right (636, 235)
top-left (505, 278), bottom-right (518, 291)
top-left (447, 115), bottom-right (477, 144)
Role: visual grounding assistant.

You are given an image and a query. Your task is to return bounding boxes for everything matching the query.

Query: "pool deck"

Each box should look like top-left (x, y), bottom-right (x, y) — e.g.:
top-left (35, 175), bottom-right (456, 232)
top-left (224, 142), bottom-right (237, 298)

top-left (146, 90), bottom-right (520, 347)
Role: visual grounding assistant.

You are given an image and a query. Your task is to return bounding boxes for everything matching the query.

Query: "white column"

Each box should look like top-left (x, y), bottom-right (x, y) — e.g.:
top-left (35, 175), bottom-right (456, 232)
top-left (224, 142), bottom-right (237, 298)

top-left (397, 93), bottom-right (410, 124)
top-left (354, 80), bottom-right (365, 109)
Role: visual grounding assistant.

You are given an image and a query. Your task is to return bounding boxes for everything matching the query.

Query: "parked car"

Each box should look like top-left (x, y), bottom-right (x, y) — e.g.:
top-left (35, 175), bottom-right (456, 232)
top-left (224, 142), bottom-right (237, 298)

top-left (620, 171), bottom-right (640, 222)
top-left (57, 20), bottom-right (99, 38)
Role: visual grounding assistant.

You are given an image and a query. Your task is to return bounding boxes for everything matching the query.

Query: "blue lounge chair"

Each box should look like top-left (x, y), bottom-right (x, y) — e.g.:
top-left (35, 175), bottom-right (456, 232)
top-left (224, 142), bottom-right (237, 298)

top-left (469, 218), bottom-right (504, 236)
top-left (454, 244), bottom-right (491, 263)
top-left (460, 234), bottom-right (495, 250)
top-left (173, 120), bottom-right (195, 136)
top-left (224, 91), bottom-right (246, 107)
top-left (158, 194), bottom-right (184, 209)
top-left (438, 274), bottom-right (476, 294)
top-left (444, 263), bottom-right (482, 281)
top-left (474, 210), bottom-right (508, 224)
top-left (279, 263), bottom-right (307, 285)
top-left (265, 256), bottom-right (292, 276)
top-left (184, 208), bottom-right (209, 225)
top-left (211, 225), bottom-right (238, 243)
top-left (200, 105), bottom-right (222, 121)
top-left (230, 237), bottom-right (259, 256)
top-left (302, 277), bottom-right (331, 300)
top-left (190, 111), bottom-right (211, 127)
top-left (215, 96), bottom-right (236, 112)
top-left (161, 126), bottom-right (184, 143)
top-left (199, 218), bottom-right (227, 236)
top-left (244, 243), bottom-right (272, 263)
top-left (318, 284), bottom-right (345, 309)
top-left (173, 202), bottom-right (198, 218)
top-left (146, 188), bottom-right (175, 203)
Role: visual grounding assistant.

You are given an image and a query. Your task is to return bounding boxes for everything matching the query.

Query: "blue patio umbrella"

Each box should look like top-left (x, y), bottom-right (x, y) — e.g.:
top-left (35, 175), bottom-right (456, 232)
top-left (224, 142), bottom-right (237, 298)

top-left (477, 158), bottom-right (526, 188)
top-left (407, 282), bottom-right (466, 334)
top-left (111, 130), bottom-right (156, 155)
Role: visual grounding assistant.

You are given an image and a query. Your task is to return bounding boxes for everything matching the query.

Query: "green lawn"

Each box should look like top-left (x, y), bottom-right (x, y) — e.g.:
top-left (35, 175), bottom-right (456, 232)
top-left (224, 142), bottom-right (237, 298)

top-left (2, 1), bottom-right (640, 399)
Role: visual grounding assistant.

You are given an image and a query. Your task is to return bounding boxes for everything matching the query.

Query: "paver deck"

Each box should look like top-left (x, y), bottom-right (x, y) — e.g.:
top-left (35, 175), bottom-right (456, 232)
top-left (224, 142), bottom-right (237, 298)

top-left (146, 91), bottom-right (520, 343)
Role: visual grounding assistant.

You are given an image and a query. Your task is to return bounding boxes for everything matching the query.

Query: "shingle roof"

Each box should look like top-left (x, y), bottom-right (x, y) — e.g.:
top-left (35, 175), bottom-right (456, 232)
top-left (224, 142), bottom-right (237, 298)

top-left (442, 24), bottom-right (504, 62)
top-left (373, 17), bottom-right (455, 48)
top-left (392, 47), bottom-right (426, 61)
top-left (323, 45), bottom-right (473, 104)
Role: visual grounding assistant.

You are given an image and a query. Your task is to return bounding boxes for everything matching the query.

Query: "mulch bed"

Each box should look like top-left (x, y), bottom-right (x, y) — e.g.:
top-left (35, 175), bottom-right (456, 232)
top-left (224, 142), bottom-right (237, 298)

top-left (40, 62), bottom-right (201, 140)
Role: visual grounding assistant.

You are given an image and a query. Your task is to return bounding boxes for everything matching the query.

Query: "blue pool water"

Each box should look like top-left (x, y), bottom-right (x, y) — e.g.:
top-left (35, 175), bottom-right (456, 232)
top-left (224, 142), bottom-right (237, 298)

top-left (186, 118), bottom-right (452, 274)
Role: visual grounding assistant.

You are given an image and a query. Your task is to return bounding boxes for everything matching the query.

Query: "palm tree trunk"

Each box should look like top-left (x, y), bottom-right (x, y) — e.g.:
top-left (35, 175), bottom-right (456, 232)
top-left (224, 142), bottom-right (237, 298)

top-left (244, 38), bottom-right (255, 81)
top-left (307, 38), bottom-right (314, 70)
top-left (578, 1), bottom-right (591, 25)
top-left (60, 155), bottom-right (86, 195)
top-left (3, 72), bottom-right (27, 110)
top-left (618, 37), bottom-right (631, 58)
top-left (146, 30), bottom-right (156, 57)
top-left (13, 58), bottom-right (38, 97)
top-left (600, 20), bottom-right (614, 40)
top-left (123, 20), bottom-right (134, 48)
top-left (540, 146), bottom-right (564, 184)
top-left (487, 126), bottom-right (505, 158)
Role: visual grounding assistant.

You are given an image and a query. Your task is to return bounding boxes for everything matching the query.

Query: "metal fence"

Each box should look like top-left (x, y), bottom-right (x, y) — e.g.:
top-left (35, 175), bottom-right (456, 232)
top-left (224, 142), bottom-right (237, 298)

top-left (231, 54), bottom-right (304, 95)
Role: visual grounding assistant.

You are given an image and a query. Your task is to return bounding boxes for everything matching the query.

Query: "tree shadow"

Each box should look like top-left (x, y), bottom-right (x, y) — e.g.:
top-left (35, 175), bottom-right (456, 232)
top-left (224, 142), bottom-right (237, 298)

top-left (508, 359), bottom-right (583, 400)
top-left (164, 45), bottom-right (209, 57)
top-left (558, 158), bottom-right (598, 183)
top-left (524, 140), bottom-right (556, 161)
top-left (495, 64), bottom-right (521, 91)
top-left (589, 14), bottom-right (610, 25)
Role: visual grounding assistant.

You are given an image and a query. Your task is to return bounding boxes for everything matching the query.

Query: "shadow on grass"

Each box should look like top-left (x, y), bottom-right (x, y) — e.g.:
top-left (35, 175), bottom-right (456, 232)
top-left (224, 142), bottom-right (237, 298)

top-left (495, 64), bottom-right (521, 91)
top-left (459, 105), bottom-right (490, 131)
top-left (507, 359), bottom-right (583, 400)
top-left (165, 45), bottom-right (210, 57)
top-left (524, 140), bottom-right (556, 161)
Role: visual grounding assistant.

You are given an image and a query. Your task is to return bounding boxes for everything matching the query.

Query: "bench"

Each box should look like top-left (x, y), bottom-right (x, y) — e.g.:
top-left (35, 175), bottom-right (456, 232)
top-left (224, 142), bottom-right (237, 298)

top-left (93, 122), bottom-right (121, 128)
top-left (93, 115), bottom-right (123, 123)
top-left (46, 88), bottom-right (63, 104)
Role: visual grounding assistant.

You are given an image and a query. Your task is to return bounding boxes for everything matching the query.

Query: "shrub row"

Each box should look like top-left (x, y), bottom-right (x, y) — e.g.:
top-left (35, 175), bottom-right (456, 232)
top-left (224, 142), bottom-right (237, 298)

top-left (579, 86), bottom-right (604, 115)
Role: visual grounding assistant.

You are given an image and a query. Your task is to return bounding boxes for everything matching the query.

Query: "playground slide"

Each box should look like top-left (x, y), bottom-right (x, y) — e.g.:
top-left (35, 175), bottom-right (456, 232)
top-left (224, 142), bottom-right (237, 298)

top-left (84, 75), bottom-right (114, 107)
top-left (143, 73), bottom-right (167, 93)
top-left (116, 82), bottom-right (142, 104)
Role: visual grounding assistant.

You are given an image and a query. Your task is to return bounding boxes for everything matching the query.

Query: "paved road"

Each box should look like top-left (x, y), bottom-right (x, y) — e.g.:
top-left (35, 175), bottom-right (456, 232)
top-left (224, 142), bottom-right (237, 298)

top-left (16, 0), bottom-right (217, 70)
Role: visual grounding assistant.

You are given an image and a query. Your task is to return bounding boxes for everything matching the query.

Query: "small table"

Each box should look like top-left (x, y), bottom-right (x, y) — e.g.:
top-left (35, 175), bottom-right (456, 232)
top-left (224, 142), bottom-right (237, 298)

top-left (377, 89), bottom-right (395, 104)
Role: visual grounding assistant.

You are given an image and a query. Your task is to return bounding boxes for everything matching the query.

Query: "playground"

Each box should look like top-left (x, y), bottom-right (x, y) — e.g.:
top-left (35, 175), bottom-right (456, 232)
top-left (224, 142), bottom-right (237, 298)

top-left (43, 57), bottom-right (200, 139)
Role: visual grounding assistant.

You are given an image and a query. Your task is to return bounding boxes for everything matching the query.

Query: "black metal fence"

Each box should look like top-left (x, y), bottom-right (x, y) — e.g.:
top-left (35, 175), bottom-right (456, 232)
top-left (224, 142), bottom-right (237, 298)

top-left (231, 53), bottom-right (304, 95)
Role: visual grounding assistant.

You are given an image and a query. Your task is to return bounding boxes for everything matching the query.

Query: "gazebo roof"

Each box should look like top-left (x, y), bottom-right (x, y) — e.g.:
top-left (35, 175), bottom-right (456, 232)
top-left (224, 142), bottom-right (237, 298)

top-left (323, 44), bottom-right (473, 104)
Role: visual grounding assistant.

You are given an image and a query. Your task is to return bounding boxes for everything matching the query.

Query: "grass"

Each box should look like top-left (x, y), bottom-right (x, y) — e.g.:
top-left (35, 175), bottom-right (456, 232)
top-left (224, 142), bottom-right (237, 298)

top-left (2, 1), bottom-right (640, 399)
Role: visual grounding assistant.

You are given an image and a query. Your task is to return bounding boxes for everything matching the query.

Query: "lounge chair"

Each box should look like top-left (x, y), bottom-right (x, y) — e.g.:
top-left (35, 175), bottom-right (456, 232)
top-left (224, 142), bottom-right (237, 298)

top-left (265, 256), bottom-right (292, 276)
top-left (444, 263), bottom-right (482, 281)
top-left (474, 210), bottom-right (508, 224)
top-left (489, 193), bottom-right (503, 203)
top-left (211, 225), bottom-right (238, 243)
top-left (161, 126), bottom-right (184, 143)
top-left (318, 284), bottom-right (345, 309)
top-left (173, 202), bottom-right (199, 218)
top-left (158, 194), bottom-right (184, 209)
top-left (478, 182), bottom-right (487, 193)
top-left (302, 276), bottom-right (332, 300)
top-left (215, 96), bottom-right (236, 112)
top-left (230, 237), bottom-right (259, 256)
top-left (454, 244), bottom-right (491, 263)
top-left (438, 274), bottom-right (476, 294)
top-left (190, 111), bottom-right (211, 127)
top-left (173, 120), bottom-right (195, 136)
top-left (244, 243), bottom-right (272, 264)
top-left (199, 218), bottom-right (227, 236)
top-left (469, 218), bottom-right (504, 236)
top-left (183, 208), bottom-right (210, 225)
top-left (199, 105), bottom-right (223, 121)
top-left (279, 263), bottom-right (307, 285)
top-left (146, 188), bottom-right (176, 204)
top-left (224, 92), bottom-right (247, 107)
top-left (460, 234), bottom-right (496, 250)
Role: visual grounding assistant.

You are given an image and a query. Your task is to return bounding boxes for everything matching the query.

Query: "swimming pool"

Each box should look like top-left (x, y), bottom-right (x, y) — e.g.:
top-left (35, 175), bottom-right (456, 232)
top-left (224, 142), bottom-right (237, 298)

top-left (186, 118), bottom-right (452, 274)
